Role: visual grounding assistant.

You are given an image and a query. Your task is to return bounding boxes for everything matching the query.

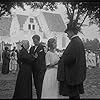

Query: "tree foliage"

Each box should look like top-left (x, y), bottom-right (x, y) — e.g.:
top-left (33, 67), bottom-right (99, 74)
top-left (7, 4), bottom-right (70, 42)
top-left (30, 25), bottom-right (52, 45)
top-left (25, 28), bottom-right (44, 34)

top-left (0, 2), bottom-right (25, 17)
top-left (26, 1), bottom-right (100, 32)
top-left (0, 1), bottom-right (100, 30)
top-left (60, 2), bottom-right (100, 33)
top-left (0, 1), bottom-right (58, 17)
top-left (83, 38), bottom-right (100, 52)
top-left (25, 2), bottom-right (58, 11)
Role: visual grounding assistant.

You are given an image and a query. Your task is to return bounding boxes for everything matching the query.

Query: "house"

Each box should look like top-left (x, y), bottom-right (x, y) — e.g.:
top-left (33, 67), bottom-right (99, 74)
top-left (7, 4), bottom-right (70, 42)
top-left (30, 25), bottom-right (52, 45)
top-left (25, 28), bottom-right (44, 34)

top-left (10, 13), bottom-right (43, 46)
top-left (0, 17), bottom-right (12, 43)
top-left (0, 10), bottom-right (68, 63)
top-left (11, 11), bottom-right (68, 50)
top-left (0, 41), bottom-right (12, 63)
top-left (37, 11), bottom-right (68, 49)
top-left (0, 17), bottom-right (12, 63)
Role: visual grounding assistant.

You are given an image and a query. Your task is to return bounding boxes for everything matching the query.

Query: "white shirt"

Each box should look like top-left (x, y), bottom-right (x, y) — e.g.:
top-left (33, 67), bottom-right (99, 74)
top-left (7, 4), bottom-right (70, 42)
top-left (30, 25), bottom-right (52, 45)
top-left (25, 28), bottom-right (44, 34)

top-left (34, 46), bottom-right (38, 51)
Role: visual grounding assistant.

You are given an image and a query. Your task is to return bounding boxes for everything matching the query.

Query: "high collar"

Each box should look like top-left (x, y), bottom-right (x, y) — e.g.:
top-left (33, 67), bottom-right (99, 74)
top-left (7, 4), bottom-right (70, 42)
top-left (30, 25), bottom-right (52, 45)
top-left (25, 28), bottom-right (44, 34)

top-left (71, 35), bottom-right (78, 39)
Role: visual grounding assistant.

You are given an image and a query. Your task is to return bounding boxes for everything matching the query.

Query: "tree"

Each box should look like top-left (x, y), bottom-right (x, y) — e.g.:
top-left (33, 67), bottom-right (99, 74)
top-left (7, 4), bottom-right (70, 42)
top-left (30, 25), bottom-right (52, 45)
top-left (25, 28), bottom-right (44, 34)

top-left (84, 38), bottom-right (100, 52)
top-left (92, 38), bottom-right (100, 51)
top-left (25, 2), bottom-right (58, 11)
top-left (60, 2), bottom-right (100, 33)
top-left (0, 1), bottom-right (100, 31)
top-left (0, 1), bottom-right (58, 17)
top-left (0, 2), bottom-right (25, 17)
top-left (26, 1), bottom-right (100, 32)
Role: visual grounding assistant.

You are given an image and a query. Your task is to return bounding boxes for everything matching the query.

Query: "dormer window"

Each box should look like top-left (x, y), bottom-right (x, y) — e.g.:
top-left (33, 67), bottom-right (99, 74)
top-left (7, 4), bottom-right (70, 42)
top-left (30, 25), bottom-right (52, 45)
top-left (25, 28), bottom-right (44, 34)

top-left (30, 18), bottom-right (34, 23)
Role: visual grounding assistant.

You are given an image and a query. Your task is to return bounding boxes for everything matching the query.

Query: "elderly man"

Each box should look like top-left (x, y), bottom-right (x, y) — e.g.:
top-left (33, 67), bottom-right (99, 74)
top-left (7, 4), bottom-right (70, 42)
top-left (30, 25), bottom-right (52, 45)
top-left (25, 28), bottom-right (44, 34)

top-left (2, 46), bottom-right (10, 74)
top-left (57, 22), bottom-right (87, 99)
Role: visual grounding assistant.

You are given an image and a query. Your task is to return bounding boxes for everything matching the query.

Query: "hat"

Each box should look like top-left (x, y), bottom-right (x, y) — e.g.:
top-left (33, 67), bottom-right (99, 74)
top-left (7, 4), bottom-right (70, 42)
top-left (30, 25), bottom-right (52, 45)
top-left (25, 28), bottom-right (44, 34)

top-left (65, 21), bottom-right (79, 34)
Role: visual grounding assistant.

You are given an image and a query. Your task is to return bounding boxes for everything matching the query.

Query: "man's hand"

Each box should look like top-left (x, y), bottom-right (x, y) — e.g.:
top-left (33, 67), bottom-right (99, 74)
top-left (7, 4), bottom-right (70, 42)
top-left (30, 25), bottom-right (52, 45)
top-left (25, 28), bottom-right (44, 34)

top-left (34, 52), bottom-right (38, 58)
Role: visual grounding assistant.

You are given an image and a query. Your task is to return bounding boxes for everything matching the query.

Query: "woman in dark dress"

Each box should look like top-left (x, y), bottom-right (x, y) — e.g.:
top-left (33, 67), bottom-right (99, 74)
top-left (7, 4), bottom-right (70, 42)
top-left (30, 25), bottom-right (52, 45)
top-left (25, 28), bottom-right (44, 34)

top-left (13, 40), bottom-right (35, 99)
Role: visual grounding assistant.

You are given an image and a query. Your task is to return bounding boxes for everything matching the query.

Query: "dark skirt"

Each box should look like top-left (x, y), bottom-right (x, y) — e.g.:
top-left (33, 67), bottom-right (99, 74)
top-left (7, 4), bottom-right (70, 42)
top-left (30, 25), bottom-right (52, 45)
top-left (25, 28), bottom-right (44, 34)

top-left (2, 63), bottom-right (9, 74)
top-left (13, 64), bottom-right (32, 99)
top-left (59, 81), bottom-right (84, 97)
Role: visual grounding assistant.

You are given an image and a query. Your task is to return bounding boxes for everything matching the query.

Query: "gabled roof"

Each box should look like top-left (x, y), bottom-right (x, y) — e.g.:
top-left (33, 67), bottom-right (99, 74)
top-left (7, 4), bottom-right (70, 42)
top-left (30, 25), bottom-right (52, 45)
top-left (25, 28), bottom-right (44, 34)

top-left (17, 14), bottom-right (28, 29)
top-left (35, 17), bottom-right (43, 32)
top-left (0, 17), bottom-right (12, 36)
top-left (42, 12), bottom-right (66, 32)
top-left (17, 14), bottom-right (43, 32)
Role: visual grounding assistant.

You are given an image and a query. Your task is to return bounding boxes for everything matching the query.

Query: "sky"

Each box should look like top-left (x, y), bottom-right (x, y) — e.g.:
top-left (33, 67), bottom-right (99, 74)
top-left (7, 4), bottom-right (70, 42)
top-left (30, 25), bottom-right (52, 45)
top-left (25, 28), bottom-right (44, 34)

top-left (11, 3), bottom-right (100, 41)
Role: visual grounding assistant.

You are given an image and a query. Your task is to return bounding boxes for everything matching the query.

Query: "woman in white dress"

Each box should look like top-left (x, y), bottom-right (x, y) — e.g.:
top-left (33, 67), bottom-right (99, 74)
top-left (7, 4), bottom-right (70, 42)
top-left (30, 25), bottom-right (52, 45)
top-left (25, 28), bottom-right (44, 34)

top-left (41, 38), bottom-right (60, 99)
top-left (9, 49), bottom-right (18, 73)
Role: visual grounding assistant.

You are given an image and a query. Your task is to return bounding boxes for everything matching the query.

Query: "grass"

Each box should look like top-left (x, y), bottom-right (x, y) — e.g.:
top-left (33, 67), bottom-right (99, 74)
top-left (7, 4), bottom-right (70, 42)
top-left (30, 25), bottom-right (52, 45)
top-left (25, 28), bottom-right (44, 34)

top-left (0, 66), bottom-right (100, 99)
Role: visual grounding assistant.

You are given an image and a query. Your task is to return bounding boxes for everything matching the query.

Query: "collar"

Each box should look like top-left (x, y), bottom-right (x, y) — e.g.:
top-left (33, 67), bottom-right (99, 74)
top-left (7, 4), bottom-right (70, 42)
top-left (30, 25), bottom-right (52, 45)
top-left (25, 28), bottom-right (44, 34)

top-left (34, 46), bottom-right (38, 51)
top-left (35, 45), bottom-right (38, 48)
top-left (71, 35), bottom-right (78, 39)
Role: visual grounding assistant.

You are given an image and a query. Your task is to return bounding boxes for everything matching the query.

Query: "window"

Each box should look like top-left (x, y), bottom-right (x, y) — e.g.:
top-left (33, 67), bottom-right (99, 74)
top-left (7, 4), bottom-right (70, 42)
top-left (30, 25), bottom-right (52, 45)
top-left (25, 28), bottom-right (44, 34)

top-left (30, 18), bottom-right (34, 23)
top-left (32, 25), bottom-right (35, 30)
top-left (28, 24), bottom-right (35, 30)
top-left (28, 24), bottom-right (31, 30)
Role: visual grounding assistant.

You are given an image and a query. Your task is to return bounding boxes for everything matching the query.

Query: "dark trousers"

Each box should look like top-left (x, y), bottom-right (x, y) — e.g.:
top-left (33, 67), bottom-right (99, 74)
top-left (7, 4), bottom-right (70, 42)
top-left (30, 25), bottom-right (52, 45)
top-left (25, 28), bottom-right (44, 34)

top-left (59, 81), bottom-right (84, 98)
top-left (69, 95), bottom-right (80, 99)
top-left (33, 69), bottom-right (46, 99)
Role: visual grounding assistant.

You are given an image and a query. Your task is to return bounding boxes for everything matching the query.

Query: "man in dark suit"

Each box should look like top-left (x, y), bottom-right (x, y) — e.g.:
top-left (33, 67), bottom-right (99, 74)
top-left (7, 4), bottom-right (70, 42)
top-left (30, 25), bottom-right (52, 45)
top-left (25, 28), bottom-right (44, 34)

top-left (57, 22), bottom-right (87, 99)
top-left (2, 47), bottom-right (10, 74)
top-left (30, 35), bottom-right (46, 99)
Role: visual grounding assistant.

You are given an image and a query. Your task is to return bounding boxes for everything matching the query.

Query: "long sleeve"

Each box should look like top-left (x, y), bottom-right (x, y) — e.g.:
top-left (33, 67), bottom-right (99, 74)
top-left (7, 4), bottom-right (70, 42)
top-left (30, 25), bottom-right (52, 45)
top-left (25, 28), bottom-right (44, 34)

top-left (18, 49), bottom-right (35, 65)
top-left (29, 44), bottom-right (46, 71)
top-left (63, 41), bottom-right (76, 66)
top-left (5, 52), bottom-right (10, 61)
top-left (29, 47), bottom-right (34, 54)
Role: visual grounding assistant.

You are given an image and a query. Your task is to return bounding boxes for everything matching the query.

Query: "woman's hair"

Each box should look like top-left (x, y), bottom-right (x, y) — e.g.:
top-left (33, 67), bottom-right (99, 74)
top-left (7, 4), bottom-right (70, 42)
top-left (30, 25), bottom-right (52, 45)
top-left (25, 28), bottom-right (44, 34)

top-left (32, 35), bottom-right (40, 41)
top-left (47, 38), bottom-right (56, 50)
top-left (21, 40), bottom-right (29, 49)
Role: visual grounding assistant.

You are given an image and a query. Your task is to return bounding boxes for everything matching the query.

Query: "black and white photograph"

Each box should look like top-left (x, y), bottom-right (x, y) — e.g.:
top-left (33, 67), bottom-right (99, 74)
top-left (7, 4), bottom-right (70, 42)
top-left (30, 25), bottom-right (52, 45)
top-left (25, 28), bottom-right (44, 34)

top-left (0, 0), bottom-right (100, 99)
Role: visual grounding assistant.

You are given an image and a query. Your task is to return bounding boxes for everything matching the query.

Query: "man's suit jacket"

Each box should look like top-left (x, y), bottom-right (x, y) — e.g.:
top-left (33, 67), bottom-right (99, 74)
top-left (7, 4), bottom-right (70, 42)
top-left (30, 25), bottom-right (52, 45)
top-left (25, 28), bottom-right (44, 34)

top-left (2, 50), bottom-right (10, 65)
top-left (29, 43), bottom-right (46, 72)
top-left (57, 36), bottom-right (86, 85)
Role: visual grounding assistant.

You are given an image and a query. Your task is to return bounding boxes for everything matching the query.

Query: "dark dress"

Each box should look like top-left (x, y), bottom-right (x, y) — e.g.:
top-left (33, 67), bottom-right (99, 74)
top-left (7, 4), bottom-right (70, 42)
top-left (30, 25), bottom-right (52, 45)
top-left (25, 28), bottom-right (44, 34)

top-left (2, 50), bottom-right (10, 74)
top-left (30, 43), bottom-right (46, 99)
top-left (57, 36), bottom-right (86, 97)
top-left (13, 47), bottom-right (34, 99)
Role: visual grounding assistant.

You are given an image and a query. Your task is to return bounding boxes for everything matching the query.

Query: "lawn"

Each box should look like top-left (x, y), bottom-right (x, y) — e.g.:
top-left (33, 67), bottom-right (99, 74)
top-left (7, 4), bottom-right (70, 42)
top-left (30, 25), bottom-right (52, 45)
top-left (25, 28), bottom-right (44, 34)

top-left (0, 66), bottom-right (100, 99)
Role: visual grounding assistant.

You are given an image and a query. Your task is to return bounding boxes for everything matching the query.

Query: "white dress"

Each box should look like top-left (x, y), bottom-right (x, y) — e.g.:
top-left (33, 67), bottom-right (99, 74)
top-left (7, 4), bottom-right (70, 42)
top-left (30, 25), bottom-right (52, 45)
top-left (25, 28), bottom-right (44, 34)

top-left (9, 51), bottom-right (17, 72)
top-left (41, 51), bottom-right (60, 99)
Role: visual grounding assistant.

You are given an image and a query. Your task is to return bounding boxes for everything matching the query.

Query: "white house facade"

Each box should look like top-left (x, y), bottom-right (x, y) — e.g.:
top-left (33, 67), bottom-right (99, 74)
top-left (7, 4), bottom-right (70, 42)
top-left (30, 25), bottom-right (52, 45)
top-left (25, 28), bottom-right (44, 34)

top-left (3, 10), bottom-right (68, 50)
